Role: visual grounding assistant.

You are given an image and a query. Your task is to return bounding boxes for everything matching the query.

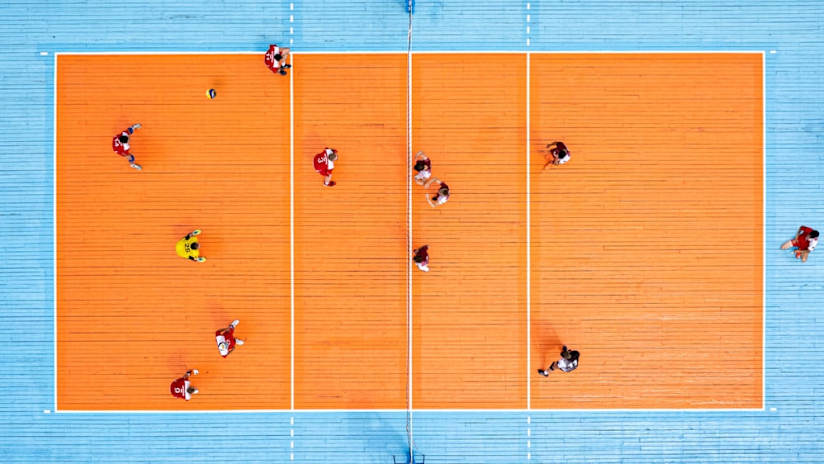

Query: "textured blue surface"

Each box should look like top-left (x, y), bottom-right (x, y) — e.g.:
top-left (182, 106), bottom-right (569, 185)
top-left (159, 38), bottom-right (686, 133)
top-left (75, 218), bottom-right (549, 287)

top-left (2, 0), bottom-right (823, 462)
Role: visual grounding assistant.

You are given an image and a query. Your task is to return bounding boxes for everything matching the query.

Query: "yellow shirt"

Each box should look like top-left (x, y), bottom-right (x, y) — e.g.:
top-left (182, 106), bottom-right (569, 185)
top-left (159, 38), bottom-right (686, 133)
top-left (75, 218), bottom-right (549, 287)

top-left (176, 236), bottom-right (199, 260)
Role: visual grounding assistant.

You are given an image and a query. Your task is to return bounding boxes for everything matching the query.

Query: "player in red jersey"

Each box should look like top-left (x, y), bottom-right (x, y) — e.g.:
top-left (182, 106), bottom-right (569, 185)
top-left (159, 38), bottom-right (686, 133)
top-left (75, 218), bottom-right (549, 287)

top-left (112, 123), bottom-right (142, 170)
top-left (215, 320), bottom-right (245, 358)
top-left (424, 178), bottom-right (449, 207)
top-left (169, 369), bottom-right (199, 400)
top-left (313, 147), bottom-right (338, 187)
top-left (781, 225), bottom-right (819, 262)
top-left (413, 152), bottom-right (432, 185)
top-left (412, 245), bottom-right (429, 272)
top-left (542, 141), bottom-right (571, 169)
top-left (265, 44), bottom-right (292, 76)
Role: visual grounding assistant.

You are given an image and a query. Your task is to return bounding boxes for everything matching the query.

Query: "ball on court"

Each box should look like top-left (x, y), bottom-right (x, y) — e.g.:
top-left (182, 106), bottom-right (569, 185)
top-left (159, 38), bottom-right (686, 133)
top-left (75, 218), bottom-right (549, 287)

top-left (206, 88), bottom-right (217, 99)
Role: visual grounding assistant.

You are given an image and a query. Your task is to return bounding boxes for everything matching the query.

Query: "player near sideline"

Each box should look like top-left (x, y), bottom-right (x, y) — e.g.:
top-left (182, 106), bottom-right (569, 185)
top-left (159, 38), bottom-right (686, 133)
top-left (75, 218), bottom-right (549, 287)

top-left (424, 178), bottom-right (449, 207)
top-left (112, 123), bottom-right (142, 170)
top-left (781, 225), bottom-right (819, 262)
top-left (413, 151), bottom-right (432, 185)
top-left (215, 320), bottom-right (245, 358)
top-left (170, 369), bottom-right (199, 400)
top-left (176, 229), bottom-right (206, 262)
top-left (537, 346), bottom-right (580, 376)
top-left (313, 147), bottom-right (338, 187)
top-left (412, 245), bottom-right (430, 272)
top-left (265, 44), bottom-right (292, 76)
top-left (542, 141), bottom-right (571, 169)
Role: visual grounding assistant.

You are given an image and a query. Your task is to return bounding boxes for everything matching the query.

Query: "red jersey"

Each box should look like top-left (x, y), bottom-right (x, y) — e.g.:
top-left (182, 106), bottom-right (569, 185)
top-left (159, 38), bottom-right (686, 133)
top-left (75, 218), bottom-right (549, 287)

top-left (265, 44), bottom-right (281, 72)
top-left (313, 149), bottom-right (335, 177)
top-left (414, 158), bottom-right (431, 172)
top-left (551, 142), bottom-right (568, 157)
top-left (215, 327), bottom-right (237, 357)
top-left (112, 131), bottom-right (130, 156)
top-left (794, 226), bottom-right (817, 251)
top-left (170, 377), bottom-right (188, 400)
top-left (414, 245), bottom-right (429, 266)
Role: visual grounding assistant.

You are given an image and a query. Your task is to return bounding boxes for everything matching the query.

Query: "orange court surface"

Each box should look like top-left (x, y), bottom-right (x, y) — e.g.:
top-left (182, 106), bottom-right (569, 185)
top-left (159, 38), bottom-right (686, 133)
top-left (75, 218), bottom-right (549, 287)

top-left (56, 52), bottom-right (763, 411)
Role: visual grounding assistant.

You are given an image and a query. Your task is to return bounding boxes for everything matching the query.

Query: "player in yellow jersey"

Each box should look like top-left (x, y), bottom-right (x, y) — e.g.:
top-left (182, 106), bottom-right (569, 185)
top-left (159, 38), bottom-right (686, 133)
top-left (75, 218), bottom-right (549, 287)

top-left (176, 229), bottom-right (206, 262)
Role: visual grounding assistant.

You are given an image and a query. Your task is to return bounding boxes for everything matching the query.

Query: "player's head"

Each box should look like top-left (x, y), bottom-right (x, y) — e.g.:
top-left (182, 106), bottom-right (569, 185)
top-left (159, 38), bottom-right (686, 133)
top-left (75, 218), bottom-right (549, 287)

top-left (118, 134), bottom-right (129, 144)
top-left (438, 187), bottom-right (449, 197)
top-left (558, 149), bottom-right (569, 159)
top-left (274, 53), bottom-right (283, 61)
top-left (811, 230), bottom-right (820, 239)
top-left (218, 341), bottom-right (228, 352)
top-left (186, 387), bottom-right (196, 394)
top-left (327, 152), bottom-right (338, 161)
top-left (190, 242), bottom-right (199, 250)
top-left (414, 161), bottom-right (427, 171)
top-left (413, 253), bottom-right (424, 263)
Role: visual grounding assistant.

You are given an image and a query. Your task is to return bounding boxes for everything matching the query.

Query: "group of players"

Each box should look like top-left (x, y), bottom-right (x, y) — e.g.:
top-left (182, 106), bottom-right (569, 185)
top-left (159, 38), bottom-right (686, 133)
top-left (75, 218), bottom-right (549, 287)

top-left (108, 43), bottom-right (643, 397)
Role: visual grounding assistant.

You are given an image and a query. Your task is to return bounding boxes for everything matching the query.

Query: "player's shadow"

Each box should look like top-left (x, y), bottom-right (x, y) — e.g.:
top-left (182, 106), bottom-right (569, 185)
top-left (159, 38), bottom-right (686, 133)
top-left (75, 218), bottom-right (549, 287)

top-left (533, 323), bottom-right (562, 369)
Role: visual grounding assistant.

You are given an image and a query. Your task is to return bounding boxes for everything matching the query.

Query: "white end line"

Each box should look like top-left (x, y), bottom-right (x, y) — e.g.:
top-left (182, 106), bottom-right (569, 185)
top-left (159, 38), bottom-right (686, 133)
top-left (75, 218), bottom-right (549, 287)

top-left (53, 52), bottom-right (59, 414)
top-left (290, 53), bottom-right (295, 412)
top-left (525, 52), bottom-right (531, 410)
top-left (761, 50), bottom-right (767, 410)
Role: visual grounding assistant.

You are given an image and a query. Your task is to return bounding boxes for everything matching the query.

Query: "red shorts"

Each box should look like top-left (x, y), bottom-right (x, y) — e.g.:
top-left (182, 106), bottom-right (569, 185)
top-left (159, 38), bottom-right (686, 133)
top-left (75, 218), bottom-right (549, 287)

top-left (316, 167), bottom-right (332, 177)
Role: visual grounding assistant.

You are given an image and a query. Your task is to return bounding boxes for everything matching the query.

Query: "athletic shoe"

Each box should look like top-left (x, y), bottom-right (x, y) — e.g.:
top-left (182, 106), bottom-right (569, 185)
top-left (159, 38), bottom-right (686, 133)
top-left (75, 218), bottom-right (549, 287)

top-left (283, 64), bottom-right (292, 69)
top-left (231, 320), bottom-right (239, 328)
top-left (537, 369), bottom-right (548, 377)
top-left (236, 339), bottom-right (244, 346)
top-left (191, 229), bottom-right (201, 236)
top-left (130, 163), bottom-right (142, 170)
top-left (197, 257), bottom-right (206, 262)
top-left (324, 181), bottom-right (336, 187)
top-left (279, 69), bottom-right (287, 75)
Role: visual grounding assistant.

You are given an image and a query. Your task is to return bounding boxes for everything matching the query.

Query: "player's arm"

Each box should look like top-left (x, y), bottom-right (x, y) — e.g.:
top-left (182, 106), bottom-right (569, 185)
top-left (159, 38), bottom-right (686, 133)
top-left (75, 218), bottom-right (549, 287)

top-left (801, 250), bottom-right (810, 262)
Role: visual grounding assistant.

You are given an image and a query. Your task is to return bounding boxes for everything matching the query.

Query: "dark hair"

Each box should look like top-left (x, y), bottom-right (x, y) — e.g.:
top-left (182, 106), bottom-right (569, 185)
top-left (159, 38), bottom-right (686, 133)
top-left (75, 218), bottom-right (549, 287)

top-left (413, 254), bottom-right (424, 263)
top-left (274, 53), bottom-right (283, 61)
top-left (414, 161), bottom-right (426, 171)
top-left (558, 149), bottom-right (569, 158)
top-left (118, 135), bottom-right (129, 144)
top-left (190, 242), bottom-right (199, 250)
top-left (811, 230), bottom-right (820, 239)
top-left (438, 187), bottom-right (449, 197)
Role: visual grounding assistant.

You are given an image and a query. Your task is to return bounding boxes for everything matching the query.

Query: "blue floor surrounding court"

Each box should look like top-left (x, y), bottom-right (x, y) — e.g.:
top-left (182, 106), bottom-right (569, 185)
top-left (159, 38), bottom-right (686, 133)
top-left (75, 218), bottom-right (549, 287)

top-left (1, 1), bottom-right (823, 462)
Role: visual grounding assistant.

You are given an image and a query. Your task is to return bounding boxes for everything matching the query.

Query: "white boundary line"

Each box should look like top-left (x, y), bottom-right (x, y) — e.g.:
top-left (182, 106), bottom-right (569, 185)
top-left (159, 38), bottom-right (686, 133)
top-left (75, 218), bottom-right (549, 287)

top-left (51, 49), bottom-right (767, 414)
top-left (53, 52), bottom-right (59, 414)
top-left (761, 51), bottom-right (767, 411)
top-left (53, 407), bottom-right (766, 414)
top-left (290, 53), bottom-right (296, 412)
top-left (525, 52), bottom-right (531, 411)
top-left (53, 50), bottom-right (767, 56)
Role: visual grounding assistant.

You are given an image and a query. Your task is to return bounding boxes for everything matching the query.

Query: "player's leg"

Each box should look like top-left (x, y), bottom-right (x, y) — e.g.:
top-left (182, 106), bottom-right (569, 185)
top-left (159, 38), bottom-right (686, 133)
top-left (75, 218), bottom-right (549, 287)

top-left (324, 173), bottom-right (335, 187)
top-left (780, 240), bottom-right (794, 249)
top-left (231, 319), bottom-right (239, 328)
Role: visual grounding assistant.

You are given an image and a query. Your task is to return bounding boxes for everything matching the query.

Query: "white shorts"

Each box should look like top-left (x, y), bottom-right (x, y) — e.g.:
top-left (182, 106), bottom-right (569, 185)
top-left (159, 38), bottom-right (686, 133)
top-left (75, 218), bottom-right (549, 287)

top-left (414, 170), bottom-right (431, 182)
